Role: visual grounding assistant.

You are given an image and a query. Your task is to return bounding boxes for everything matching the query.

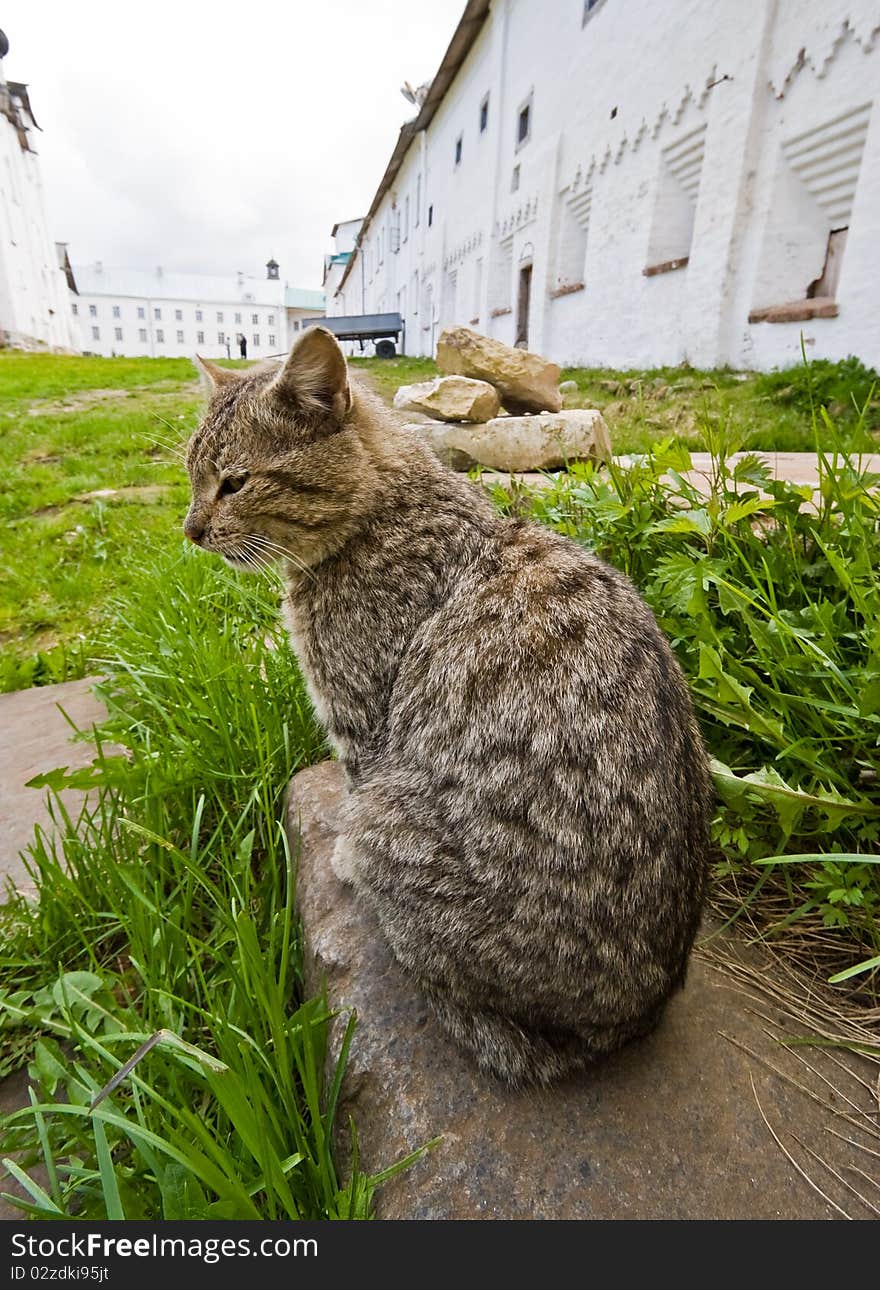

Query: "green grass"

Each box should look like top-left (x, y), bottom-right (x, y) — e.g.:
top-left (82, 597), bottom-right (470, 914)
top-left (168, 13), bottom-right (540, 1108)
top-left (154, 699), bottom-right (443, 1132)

top-left (2, 349), bottom-right (878, 1217)
top-left (1, 354), bottom-right (200, 691)
top-left (3, 352), bottom-right (877, 692)
top-left (0, 549), bottom-right (423, 1218)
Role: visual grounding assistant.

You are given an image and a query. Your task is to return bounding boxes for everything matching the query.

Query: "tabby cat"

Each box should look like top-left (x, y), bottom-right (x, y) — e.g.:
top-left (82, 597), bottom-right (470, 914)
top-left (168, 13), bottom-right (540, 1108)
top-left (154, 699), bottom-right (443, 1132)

top-left (184, 328), bottom-right (711, 1086)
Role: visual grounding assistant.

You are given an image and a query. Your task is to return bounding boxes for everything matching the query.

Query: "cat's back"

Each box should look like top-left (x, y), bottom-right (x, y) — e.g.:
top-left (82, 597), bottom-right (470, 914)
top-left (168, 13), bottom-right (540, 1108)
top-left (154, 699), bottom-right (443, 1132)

top-left (390, 515), bottom-right (696, 746)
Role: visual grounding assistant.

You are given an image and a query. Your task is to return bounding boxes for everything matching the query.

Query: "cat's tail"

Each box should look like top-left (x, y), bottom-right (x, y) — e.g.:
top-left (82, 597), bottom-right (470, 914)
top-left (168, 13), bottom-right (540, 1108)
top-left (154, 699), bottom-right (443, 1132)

top-left (425, 991), bottom-right (625, 1089)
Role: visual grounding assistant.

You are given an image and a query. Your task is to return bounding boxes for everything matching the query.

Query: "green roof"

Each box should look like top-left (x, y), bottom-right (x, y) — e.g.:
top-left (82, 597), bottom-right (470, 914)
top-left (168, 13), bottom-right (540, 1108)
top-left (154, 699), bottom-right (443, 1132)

top-left (284, 287), bottom-right (325, 310)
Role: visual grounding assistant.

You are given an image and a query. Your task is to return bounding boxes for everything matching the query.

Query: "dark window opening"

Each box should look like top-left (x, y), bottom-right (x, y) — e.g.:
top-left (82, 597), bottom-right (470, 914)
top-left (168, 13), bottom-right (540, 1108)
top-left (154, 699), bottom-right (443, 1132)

top-left (428, 205), bottom-right (434, 227)
top-left (480, 95), bottom-right (489, 133)
top-left (455, 135), bottom-right (462, 166)
top-left (518, 103), bottom-right (531, 144)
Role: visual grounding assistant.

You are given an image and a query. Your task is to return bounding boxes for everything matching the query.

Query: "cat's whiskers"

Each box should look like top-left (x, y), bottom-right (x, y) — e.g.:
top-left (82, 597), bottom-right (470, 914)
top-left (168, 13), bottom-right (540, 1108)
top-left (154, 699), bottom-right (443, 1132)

top-left (238, 537), bottom-right (286, 585)
top-left (246, 533), bottom-right (318, 585)
top-left (141, 431), bottom-right (187, 464)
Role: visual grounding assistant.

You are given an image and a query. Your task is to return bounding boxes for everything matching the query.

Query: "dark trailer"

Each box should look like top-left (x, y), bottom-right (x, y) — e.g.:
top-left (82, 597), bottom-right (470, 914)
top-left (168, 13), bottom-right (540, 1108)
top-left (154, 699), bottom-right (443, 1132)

top-left (301, 311), bottom-right (404, 358)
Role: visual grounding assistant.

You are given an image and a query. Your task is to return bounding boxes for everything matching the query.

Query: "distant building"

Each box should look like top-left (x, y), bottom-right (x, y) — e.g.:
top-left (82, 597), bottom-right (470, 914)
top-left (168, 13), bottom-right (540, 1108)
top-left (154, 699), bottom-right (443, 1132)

top-left (285, 285), bottom-right (328, 344)
top-left (0, 30), bottom-right (78, 351)
top-left (72, 260), bottom-right (323, 359)
top-left (328, 0), bottom-right (880, 370)
top-left (323, 218), bottom-right (363, 310)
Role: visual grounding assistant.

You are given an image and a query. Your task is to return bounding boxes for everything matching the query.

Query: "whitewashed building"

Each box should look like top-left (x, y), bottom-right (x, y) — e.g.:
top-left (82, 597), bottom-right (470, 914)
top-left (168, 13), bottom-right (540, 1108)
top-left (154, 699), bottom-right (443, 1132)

top-left (328, 0), bottom-right (880, 371)
top-left (0, 31), bottom-right (78, 351)
top-left (72, 260), bottom-right (323, 359)
top-left (286, 285), bottom-right (328, 343)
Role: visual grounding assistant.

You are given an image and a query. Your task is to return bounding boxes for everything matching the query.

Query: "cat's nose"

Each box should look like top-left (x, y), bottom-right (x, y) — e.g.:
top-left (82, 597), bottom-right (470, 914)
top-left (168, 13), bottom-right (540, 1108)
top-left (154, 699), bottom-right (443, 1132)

top-left (184, 514), bottom-right (206, 544)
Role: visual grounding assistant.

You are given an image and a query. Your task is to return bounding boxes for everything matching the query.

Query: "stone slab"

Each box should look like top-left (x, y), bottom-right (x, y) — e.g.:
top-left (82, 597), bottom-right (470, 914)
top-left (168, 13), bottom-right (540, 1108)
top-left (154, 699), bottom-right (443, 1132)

top-left (0, 677), bottom-right (107, 898)
top-left (481, 451), bottom-right (880, 496)
top-left (0, 1070), bottom-right (42, 1219)
top-left (288, 761), bottom-right (872, 1220)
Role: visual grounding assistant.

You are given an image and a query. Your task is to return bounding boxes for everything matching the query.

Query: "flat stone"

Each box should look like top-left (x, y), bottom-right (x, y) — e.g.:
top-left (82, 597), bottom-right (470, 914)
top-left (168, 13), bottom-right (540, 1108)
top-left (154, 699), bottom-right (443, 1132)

top-left (436, 326), bottom-right (562, 415)
top-left (0, 677), bottom-right (108, 898)
top-left (480, 451), bottom-right (880, 497)
top-left (408, 409), bottom-right (611, 473)
top-left (288, 760), bottom-right (873, 1219)
top-left (393, 376), bottom-right (500, 423)
top-left (0, 1070), bottom-right (48, 1219)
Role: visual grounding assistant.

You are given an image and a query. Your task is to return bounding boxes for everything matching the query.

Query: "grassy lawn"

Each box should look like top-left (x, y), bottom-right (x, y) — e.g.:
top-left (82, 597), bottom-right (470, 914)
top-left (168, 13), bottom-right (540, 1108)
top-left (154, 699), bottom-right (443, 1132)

top-left (1, 349), bottom-right (878, 1218)
top-left (3, 350), bottom-right (877, 691)
top-left (0, 353), bottom-right (200, 690)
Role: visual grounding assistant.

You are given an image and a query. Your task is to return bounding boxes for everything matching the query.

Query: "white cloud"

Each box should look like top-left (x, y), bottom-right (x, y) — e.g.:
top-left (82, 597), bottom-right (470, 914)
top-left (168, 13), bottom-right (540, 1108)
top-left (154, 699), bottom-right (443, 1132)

top-left (5, 0), bottom-right (464, 287)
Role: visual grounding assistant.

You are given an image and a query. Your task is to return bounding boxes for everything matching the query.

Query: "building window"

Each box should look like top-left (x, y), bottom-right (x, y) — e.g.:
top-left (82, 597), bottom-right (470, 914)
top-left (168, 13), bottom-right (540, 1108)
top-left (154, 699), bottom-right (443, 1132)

top-left (454, 134), bottom-right (463, 166)
top-left (252, 313), bottom-right (258, 325)
top-left (516, 96), bottom-right (532, 147)
top-left (91, 326), bottom-right (100, 340)
top-left (195, 309), bottom-right (203, 322)
top-left (644, 124), bottom-right (706, 274)
top-left (480, 94), bottom-right (489, 133)
top-left (268, 313), bottom-right (275, 325)
top-left (156, 329), bottom-right (164, 343)
top-left (197, 330), bottom-right (205, 344)
top-left (511, 164), bottom-right (520, 192)
top-left (217, 311), bottom-right (224, 323)
top-left (403, 196), bottom-right (410, 242)
top-left (176, 329), bottom-right (184, 343)
top-left (415, 173), bottom-right (421, 226)
top-left (268, 334), bottom-right (275, 347)
top-left (139, 328), bottom-right (147, 342)
top-left (89, 304), bottom-right (97, 317)
top-left (154, 307), bottom-right (162, 320)
top-left (112, 305), bottom-right (121, 318)
top-left (218, 331), bottom-right (225, 344)
top-left (428, 204), bottom-right (434, 227)
top-left (553, 184), bottom-right (592, 294)
top-left (137, 306), bottom-right (145, 319)
top-left (172, 309), bottom-right (181, 321)
top-left (253, 334), bottom-right (260, 347)
top-left (71, 302), bottom-right (78, 315)
top-left (234, 311), bottom-right (242, 324)
top-left (293, 320), bottom-right (300, 331)
top-left (114, 327), bottom-right (123, 341)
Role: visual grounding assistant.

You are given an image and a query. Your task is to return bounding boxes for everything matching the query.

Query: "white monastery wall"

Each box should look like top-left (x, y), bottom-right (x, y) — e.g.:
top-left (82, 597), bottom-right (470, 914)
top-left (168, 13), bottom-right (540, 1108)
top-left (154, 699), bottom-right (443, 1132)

top-left (332, 0), bottom-right (880, 370)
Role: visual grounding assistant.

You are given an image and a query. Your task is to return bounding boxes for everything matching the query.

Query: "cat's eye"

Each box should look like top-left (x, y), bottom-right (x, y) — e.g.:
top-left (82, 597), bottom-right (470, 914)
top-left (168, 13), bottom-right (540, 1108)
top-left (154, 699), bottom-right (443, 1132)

top-left (218, 473), bottom-right (248, 498)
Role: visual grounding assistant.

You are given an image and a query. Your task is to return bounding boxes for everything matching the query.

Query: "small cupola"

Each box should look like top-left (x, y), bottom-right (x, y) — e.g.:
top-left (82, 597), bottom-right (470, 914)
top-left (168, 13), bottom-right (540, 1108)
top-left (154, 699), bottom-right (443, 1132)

top-left (266, 258), bottom-right (279, 280)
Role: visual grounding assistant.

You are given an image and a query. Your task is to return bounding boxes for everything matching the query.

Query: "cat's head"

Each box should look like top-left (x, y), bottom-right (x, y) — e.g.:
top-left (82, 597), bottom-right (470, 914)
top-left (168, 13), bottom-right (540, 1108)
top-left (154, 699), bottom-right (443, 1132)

top-left (184, 327), bottom-right (377, 572)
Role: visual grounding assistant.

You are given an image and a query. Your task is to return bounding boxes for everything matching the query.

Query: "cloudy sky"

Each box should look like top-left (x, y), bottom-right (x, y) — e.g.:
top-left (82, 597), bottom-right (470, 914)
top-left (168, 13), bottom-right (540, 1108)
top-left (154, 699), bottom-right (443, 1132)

top-left (6, 0), bottom-right (464, 288)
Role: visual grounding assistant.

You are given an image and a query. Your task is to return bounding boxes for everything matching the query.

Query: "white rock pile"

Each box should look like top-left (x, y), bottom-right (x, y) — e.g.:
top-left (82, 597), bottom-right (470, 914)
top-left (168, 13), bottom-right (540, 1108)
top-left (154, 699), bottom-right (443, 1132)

top-left (398, 326), bottom-right (611, 473)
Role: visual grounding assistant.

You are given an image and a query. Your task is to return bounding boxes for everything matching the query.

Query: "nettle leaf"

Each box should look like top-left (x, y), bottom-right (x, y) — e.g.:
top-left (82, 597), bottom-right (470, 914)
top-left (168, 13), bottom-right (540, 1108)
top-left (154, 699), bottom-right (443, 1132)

top-left (722, 495), bottom-right (778, 525)
top-left (732, 455), bottom-right (773, 487)
top-left (25, 756), bottom-right (130, 792)
top-left (650, 553), bottom-right (705, 615)
top-left (650, 508), bottom-right (712, 538)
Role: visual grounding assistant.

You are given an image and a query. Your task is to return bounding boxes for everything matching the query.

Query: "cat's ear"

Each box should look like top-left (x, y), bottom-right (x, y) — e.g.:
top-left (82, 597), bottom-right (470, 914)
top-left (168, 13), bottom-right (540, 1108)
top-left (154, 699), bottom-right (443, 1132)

top-left (194, 355), bottom-right (241, 390)
top-left (268, 327), bottom-right (352, 422)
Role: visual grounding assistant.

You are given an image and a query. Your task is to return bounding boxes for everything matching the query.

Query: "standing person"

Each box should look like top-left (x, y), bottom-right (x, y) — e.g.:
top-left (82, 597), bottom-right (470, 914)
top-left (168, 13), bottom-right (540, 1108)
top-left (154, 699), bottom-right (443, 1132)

top-left (239, 333), bottom-right (248, 359)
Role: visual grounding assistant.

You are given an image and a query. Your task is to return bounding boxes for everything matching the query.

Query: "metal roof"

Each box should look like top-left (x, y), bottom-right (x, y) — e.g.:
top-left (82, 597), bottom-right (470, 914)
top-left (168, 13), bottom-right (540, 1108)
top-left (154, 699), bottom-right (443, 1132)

top-left (73, 264), bottom-right (286, 306)
top-left (337, 0), bottom-right (491, 295)
top-left (284, 286), bottom-right (326, 310)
